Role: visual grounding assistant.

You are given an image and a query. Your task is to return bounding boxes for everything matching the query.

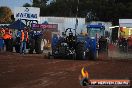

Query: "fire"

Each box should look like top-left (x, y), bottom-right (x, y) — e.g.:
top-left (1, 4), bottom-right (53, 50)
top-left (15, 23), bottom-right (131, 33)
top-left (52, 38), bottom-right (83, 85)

top-left (81, 67), bottom-right (89, 78)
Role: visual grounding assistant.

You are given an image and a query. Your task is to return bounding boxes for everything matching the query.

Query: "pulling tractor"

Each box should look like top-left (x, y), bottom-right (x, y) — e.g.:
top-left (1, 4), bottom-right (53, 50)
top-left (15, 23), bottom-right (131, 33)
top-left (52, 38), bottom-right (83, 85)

top-left (48, 28), bottom-right (76, 59)
top-left (87, 24), bottom-right (108, 57)
top-left (48, 27), bottom-right (96, 60)
top-left (48, 24), bottom-right (108, 60)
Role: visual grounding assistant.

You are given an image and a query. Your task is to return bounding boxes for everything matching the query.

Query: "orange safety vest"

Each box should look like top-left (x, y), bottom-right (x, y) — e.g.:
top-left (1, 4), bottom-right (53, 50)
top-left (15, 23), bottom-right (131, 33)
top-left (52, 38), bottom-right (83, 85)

top-left (21, 31), bottom-right (28, 41)
top-left (3, 29), bottom-right (12, 39)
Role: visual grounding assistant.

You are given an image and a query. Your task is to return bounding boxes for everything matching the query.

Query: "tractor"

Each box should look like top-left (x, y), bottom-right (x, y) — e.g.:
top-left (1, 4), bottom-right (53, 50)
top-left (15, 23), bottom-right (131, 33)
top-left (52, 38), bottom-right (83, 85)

top-left (48, 23), bottom-right (108, 60)
top-left (87, 24), bottom-right (108, 57)
top-left (48, 27), bottom-right (97, 60)
top-left (48, 28), bottom-right (76, 59)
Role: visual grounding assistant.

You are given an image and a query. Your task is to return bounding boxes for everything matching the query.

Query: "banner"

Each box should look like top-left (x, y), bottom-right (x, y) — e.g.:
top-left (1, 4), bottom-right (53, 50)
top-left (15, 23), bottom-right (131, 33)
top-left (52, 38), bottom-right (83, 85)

top-left (14, 7), bottom-right (40, 20)
top-left (32, 24), bottom-right (58, 29)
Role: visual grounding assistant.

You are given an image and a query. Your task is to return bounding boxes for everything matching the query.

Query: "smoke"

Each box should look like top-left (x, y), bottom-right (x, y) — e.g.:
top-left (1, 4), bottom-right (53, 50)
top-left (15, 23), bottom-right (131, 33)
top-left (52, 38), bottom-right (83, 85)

top-left (108, 44), bottom-right (132, 59)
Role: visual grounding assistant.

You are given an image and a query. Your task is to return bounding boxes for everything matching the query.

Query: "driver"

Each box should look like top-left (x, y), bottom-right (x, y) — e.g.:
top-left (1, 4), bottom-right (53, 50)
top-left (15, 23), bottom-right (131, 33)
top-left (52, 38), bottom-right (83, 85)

top-left (66, 32), bottom-right (76, 49)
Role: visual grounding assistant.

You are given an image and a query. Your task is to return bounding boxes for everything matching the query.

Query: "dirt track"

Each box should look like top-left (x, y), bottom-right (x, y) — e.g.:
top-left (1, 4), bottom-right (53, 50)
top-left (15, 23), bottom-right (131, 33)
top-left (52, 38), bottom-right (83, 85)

top-left (0, 52), bottom-right (132, 88)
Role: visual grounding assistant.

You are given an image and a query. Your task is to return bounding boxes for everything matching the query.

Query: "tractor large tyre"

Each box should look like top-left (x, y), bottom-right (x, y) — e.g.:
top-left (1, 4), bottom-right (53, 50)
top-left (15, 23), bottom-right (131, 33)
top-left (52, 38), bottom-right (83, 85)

top-left (76, 42), bottom-right (85, 60)
top-left (35, 38), bottom-right (43, 54)
top-left (72, 53), bottom-right (76, 60)
top-left (48, 52), bottom-right (51, 59)
top-left (29, 39), bottom-right (35, 54)
top-left (89, 50), bottom-right (96, 60)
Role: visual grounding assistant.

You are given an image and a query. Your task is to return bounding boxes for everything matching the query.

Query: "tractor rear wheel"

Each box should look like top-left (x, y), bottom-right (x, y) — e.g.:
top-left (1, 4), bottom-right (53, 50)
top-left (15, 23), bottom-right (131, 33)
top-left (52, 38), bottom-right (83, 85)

top-left (35, 38), bottom-right (42, 54)
top-left (29, 39), bottom-right (35, 54)
top-left (76, 42), bottom-right (85, 60)
top-left (35, 38), bottom-right (45, 54)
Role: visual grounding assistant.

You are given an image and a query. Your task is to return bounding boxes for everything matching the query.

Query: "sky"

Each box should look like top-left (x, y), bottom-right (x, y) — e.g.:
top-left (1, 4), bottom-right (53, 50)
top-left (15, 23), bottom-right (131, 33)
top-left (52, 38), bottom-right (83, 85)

top-left (0, 0), bottom-right (52, 12)
top-left (0, 0), bottom-right (33, 12)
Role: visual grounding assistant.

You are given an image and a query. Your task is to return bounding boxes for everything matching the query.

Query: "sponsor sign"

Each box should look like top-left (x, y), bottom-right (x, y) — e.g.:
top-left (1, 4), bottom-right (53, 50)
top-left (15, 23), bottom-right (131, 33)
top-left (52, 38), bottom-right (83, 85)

top-left (79, 67), bottom-right (130, 87)
top-left (14, 7), bottom-right (40, 20)
top-left (32, 24), bottom-right (58, 29)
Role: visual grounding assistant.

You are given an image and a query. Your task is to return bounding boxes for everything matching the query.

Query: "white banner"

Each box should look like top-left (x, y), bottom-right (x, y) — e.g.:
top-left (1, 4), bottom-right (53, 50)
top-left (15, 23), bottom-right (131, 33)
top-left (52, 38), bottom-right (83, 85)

top-left (14, 7), bottom-right (40, 20)
top-left (119, 19), bottom-right (132, 27)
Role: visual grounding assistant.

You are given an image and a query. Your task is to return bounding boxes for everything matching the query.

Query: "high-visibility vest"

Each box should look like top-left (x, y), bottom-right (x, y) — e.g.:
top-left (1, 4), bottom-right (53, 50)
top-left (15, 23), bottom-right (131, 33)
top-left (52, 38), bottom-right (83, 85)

top-left (3, 29), bottom-right (12, 39)
top-left (21, 31), bottom-right (28, 41)
top-left (3, 34), bottom-right (11, 39)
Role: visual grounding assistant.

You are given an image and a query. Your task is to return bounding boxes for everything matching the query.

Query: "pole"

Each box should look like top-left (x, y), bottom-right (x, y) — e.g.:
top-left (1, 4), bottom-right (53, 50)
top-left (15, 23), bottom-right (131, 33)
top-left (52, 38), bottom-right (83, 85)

top-left (75, 0), bottom-right (79, 37)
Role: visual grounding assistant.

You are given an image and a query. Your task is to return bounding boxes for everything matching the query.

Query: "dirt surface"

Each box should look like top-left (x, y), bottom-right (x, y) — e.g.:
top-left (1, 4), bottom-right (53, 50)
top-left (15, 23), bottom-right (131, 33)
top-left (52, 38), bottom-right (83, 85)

top-left (0, 52), bottom-right (132, 88)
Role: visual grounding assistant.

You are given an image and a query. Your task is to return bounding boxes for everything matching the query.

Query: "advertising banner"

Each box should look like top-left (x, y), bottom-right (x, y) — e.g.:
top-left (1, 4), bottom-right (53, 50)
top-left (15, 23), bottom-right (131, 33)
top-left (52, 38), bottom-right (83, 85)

top-left (32, 24), bottom-right (58, 29)
top-left (119, 19), bottom-right (132, 27)
top-left (14, 7), bottom-right (40, 20)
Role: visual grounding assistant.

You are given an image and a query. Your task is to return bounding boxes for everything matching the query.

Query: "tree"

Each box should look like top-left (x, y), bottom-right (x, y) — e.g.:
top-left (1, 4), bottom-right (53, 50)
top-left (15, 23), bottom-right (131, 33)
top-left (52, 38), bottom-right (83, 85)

top-left (32, 0), bottom-right (49, 7)
top-left (23, 3), bottom-right (32, 7)
top-left (23, 0), bottom-right (132, 24)
top-left (0, 6), bottom-right (13, 23)
top-left (43, 0), bottom-right (78, 17)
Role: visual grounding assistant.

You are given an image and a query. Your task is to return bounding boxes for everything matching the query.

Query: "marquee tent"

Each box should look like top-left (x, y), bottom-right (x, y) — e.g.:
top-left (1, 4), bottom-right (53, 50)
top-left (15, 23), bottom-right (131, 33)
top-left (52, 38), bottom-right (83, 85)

top-left (9, 20), bottom-right (26, 30)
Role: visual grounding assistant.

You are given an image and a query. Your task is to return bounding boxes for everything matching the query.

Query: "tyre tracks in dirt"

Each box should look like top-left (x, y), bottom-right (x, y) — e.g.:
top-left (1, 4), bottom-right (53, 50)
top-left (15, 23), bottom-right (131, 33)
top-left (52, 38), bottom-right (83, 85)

top-left (10, 59), bottom-right (96, 88)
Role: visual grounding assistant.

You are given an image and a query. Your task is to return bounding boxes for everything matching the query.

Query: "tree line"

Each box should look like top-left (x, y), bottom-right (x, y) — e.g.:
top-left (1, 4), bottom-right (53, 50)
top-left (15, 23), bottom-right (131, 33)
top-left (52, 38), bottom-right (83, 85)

top-left (1, 0), bottom-right (132, 24)
top-left (23, 0), bottom-right (132, 24)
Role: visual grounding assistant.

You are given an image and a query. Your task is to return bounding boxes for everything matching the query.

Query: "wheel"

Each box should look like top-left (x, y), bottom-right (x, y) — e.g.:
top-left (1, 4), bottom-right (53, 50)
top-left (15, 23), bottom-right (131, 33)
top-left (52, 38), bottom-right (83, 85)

top-left (90, 50), bottom-right (96, 60)
top-left (85, 50), bottom-right (89, 59)
top-left (29, 39), bottom-right (35, 54)
top-left (72, 53), bottom-right (76, 60)
top-left (76, 42), bottom-right (85, 60)
top-left (48, 52), bottom-right (51, 59)
top-left (35, 37), bottom-right (42, 54)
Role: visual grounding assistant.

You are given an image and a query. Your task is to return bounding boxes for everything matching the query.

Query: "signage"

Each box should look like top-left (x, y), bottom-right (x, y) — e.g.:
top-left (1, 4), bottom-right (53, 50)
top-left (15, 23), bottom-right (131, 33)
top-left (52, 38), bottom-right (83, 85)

top-left (119, 19), bottom-right (132, 27)
top-left (14, 7), bottom-right (40, 20)
top-left (79, 67), bottom-right (130, 87)
top-left (32, 24), bottom-right (58, 29)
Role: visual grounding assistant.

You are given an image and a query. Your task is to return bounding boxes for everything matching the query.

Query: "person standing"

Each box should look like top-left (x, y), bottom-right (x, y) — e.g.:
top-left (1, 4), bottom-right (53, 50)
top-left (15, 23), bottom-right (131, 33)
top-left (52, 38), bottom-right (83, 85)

top-left (3, 26), bottom-right (12, 52)
top-left (15, 30), bottom-right (21, 53)
top-left (0, 27), bottom-right (5, 52)
top-left (20, 28), bottom-right (29, 54)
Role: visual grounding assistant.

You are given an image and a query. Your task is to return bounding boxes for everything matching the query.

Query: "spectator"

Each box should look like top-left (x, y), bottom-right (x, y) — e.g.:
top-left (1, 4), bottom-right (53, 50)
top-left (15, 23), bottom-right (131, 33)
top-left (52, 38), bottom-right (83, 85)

top-left (0, 37), bottom-right (4, 52)
top-left (3, 26), bottom-right (13, 52)
top-left (0, 27), bottom-right (4, 52)
top-left (99, 36), bottom-right (108, 53)
top-left (20, 28), bottom-right (29, 54)
top-left (15, 30), bottom-right (21, 53)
